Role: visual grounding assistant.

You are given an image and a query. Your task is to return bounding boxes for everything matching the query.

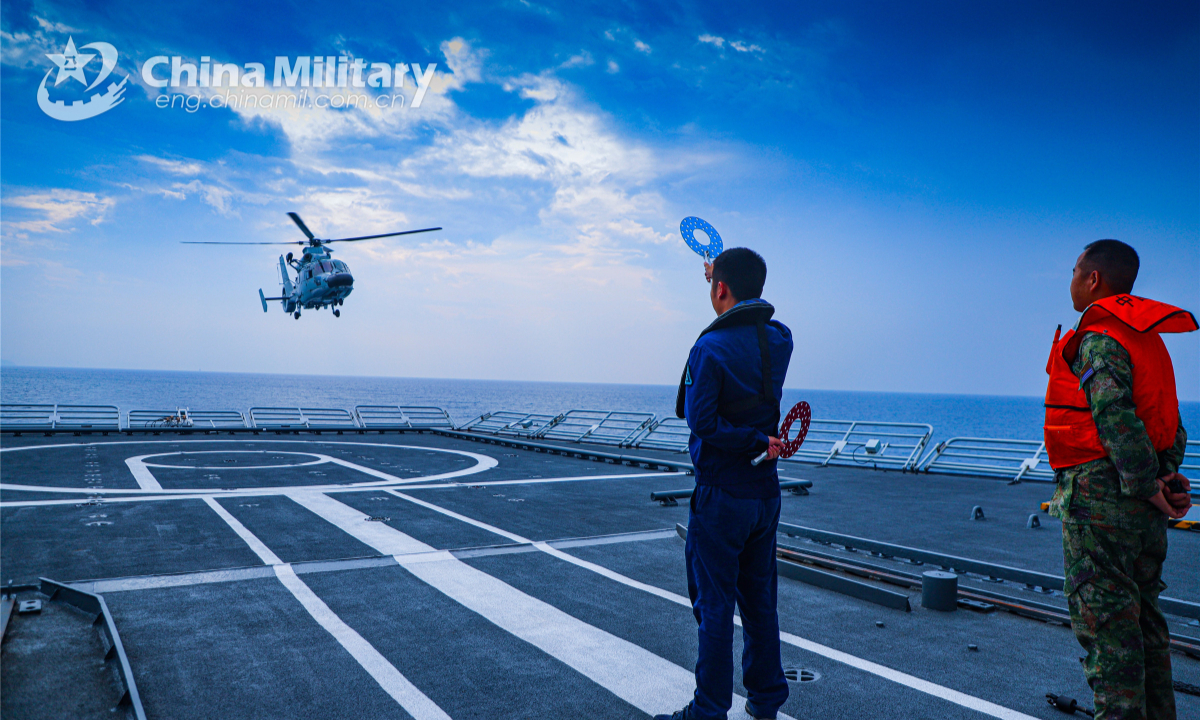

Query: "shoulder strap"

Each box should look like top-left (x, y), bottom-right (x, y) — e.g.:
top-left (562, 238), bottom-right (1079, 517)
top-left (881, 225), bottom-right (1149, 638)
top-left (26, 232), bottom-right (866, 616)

top-left (676, 301), bottom-right (778, 420)
top-left (720, 321), bottom-right (774, 414)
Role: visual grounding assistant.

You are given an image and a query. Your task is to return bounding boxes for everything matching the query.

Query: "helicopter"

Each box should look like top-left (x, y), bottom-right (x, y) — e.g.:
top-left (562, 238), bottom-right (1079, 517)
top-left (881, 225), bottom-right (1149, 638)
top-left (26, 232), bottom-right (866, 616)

top-left (183, 212), bottom-right (441, 318)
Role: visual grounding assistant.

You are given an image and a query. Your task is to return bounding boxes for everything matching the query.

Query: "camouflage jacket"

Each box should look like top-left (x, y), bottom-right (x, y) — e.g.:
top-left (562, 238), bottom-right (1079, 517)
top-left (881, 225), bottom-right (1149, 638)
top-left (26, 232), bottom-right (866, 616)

top-left (1049, 332), bottom-right (1188, 529)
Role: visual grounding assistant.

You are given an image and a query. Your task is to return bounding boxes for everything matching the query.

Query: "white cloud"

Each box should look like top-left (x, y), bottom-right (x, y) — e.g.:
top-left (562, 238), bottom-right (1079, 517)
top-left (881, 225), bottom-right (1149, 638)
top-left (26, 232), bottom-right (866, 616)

top-left (138, 155), bottom-right (203, 175)
top-left (168, 180), bottom-right (236, 214)
top-left (559, 52), bottom-right (594, 69)
top-left (730, 41), bottom-right (765, 54)
top-left (698, 34), bottom-right (725, 49)
top-left (634, 40), bottom-right (651, 54)
top-left (606, 60), bottom-right (619, 74)
top-left (1, 189), bottom-right (115, 238)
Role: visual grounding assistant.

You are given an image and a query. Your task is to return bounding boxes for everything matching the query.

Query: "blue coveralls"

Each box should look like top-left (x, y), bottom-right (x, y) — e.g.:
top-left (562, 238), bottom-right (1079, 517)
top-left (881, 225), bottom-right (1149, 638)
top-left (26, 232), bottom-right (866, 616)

top-left (682, 298), bottom-right (794, 720)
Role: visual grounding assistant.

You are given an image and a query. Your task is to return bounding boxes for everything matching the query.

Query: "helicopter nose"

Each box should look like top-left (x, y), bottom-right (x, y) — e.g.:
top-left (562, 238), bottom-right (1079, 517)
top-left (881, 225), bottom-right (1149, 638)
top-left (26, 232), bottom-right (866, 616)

top-left (326, 272), bottom-right (353, 288)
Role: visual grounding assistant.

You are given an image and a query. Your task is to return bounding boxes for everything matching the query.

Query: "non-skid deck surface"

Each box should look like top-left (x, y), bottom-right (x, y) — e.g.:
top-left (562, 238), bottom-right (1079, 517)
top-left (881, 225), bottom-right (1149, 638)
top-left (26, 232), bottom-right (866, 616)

top-left (2, 433), bottom-right (1196, 720)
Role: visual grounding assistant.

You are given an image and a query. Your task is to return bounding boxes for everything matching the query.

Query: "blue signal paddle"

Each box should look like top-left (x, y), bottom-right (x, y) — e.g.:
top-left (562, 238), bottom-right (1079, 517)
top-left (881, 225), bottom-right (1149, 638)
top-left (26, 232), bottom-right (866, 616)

top-left (680, 216), bottom-right (723, 261)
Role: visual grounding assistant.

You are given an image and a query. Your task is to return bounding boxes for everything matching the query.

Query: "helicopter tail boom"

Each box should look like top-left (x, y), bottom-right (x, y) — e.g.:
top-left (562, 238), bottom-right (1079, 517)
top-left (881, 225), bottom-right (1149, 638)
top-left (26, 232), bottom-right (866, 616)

top-left (279, 256), bottom-right (295, 296)
top-left (259, 288), bottom-right (288, 312)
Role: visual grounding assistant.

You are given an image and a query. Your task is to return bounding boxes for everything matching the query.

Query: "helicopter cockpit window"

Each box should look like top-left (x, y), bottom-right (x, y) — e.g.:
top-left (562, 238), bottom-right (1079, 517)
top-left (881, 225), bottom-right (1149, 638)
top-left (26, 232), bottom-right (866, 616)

top-left (333, 260), bottom-right (347, 272)
top-left (320, 261), bottom-right (334, 273)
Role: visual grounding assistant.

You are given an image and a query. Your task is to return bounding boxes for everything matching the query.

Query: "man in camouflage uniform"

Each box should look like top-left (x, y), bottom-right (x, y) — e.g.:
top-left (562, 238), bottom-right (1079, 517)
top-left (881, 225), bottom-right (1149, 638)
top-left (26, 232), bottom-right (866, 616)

top-left (1047, 240), bottom-right (1193, 720)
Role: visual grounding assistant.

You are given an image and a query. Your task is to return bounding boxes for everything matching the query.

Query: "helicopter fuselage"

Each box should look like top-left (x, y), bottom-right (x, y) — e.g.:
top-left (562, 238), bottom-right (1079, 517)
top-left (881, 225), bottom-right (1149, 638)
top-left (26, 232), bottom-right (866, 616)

top-left (261, 245), bottom-right (354, 318)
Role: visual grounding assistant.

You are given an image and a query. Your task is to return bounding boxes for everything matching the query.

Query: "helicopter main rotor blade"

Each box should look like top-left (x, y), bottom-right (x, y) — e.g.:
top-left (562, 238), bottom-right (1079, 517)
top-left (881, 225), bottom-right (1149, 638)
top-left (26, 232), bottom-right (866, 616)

top-left (181, 241), bottom-right (306, 245)
top-left (287, 212), bottom-right (316, 241)
top-left (324, 227), bottom-right (443, 243)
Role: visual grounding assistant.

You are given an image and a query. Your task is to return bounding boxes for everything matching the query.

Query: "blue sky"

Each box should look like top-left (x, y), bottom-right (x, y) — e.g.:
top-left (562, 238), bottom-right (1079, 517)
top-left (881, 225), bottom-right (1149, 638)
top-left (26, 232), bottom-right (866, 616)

top-left (2, 0), bottom-right (1197, 399)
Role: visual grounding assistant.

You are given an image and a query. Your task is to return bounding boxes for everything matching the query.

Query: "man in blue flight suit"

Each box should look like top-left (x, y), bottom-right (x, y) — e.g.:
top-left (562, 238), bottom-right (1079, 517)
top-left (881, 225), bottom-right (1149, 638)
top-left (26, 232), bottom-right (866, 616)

top-left (657, 247), bottom-right (794, 720)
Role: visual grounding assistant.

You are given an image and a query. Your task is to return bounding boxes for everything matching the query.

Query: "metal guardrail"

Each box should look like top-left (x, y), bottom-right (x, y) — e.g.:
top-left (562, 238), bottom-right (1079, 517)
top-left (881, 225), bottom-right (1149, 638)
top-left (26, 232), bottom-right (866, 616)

top-left (128, 409), bottom-right (248, 429)
top-left (918, 437), bottom-right (1055, 483)
top-left (54, 405), bottom-right (121, 430)
top-left (459, 410), bottom-right (561, 437)
top-left (630, 417), bottom-right (691, 452)
top-left (536, 409), bottom-right (655, 446)
top-left (1182, 441), bottom-right (1199, 484)
top-left (11, 399), bottom-right (1182, 492)
top-left (0, 404), bottom-right (119, 431)
top-left (397, 406), bottom-right (455, 429)
top-left (782, 420), bottom-right (932, 471)
top-left (0, 404), bottom-right (57, 429)
top-left (354, 405), bottom-right (455, 429)
top-left (249, 407), bottom-right (357, 429)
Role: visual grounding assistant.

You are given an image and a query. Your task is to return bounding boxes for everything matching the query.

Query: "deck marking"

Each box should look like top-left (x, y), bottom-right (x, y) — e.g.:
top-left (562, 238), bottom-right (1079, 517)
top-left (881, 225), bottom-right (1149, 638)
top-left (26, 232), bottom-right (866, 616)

top-left (382, 490), bottom-right (1042, 720)
top-left (286, 491), bottom-right (430, 555)
top-left (202, 497), bottom-right (283, 565)
top-left (0, 471), bottom-right (681, 506)
top-left (290, 491), bottom-right (774, 720)
top-left (201, 497), bottom-right (452, 720)
top-left (124, 456), bottom-right (164, 491)
top-left (0, 439), bottom-right (497, 495)
top-left (273, 565), bottom-right (452, 720)
top-left (74, 531), bottom-right (679, 594)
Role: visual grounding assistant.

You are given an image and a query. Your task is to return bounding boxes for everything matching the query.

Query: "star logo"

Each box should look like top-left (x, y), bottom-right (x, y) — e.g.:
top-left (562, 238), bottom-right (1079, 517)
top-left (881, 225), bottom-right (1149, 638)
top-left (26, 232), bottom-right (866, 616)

top-left (45, 37), bottom-right (96, 87)
top-left (37, 37), bottom-right (127, 122)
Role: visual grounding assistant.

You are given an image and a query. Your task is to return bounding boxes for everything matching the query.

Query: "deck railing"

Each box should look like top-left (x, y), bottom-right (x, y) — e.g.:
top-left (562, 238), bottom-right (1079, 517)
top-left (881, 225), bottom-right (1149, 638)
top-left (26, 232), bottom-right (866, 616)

top-left (784, 420), bottom-right (933, 471)
top-left (918, 437), bottom-right (1056, 483)
top-left (458, 411), bottom-right (562, 437)
top-left (0, 404), bottom-right (119, 431)
top-left (629, 417), bottom-right (691, 451)
top-left (249, 407), bottom-right (358, 429)
top-left (127, 409), bottom-right (249, 429)
top-left (5, 400), bottom-right (1188, 489)
top-left (535, 410), bottom-right (656, 446)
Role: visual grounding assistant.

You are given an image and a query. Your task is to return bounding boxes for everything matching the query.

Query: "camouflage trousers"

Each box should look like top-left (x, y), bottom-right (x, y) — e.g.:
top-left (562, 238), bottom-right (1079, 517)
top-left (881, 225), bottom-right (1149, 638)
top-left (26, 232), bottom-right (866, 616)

top-left (1062, 521), bottom-right (1175, 720)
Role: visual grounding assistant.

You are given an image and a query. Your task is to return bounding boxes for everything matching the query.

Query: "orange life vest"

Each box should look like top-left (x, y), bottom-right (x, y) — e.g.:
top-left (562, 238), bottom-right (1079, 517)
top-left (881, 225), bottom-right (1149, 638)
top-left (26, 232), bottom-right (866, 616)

top-left (1043, 294), bottom-right (1197, 470)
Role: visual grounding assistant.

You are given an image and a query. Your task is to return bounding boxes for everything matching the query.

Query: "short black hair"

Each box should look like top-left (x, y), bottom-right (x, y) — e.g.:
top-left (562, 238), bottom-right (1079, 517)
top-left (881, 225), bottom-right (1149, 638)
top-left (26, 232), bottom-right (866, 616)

top-left (711, 247), bottom-right (767, 301)
top-left (1081, 239), bottom-right (1139, 294)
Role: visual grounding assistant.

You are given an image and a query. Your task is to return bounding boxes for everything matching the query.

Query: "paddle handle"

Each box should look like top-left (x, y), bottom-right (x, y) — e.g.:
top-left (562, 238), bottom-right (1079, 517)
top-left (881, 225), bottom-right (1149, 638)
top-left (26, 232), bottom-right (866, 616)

top-left (751, 449), bottom-right (770, 466)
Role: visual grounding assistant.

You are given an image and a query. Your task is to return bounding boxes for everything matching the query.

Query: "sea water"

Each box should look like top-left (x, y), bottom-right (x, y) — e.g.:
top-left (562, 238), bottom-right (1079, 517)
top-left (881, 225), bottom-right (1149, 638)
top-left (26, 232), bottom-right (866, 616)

top-left (2, 365), bottom-right (1197, 448)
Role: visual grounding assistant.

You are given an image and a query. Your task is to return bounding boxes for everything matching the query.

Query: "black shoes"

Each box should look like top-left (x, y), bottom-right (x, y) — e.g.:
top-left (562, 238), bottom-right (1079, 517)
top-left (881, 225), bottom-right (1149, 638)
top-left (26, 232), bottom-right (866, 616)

top-left (653, 701), bottom-right (776, 720)
top-left (653, 705), bottom-right (695, 720)
top-left (744, 700), bottom-right (777, 720)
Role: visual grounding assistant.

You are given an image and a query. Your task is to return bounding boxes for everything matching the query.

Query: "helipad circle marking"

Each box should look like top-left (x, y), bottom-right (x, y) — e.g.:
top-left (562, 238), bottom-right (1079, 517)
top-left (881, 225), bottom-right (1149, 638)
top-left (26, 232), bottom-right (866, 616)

top-left (0, 440), bottom-right (497, 495)
top-left (141, 451), bottom-right (327, 470)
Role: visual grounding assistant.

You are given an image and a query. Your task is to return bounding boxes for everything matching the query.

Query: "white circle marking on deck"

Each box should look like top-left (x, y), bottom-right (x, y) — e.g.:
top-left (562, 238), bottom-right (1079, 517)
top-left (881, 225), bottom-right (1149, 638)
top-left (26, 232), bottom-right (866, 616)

top-left (0, 440), bottom-right (498, 495)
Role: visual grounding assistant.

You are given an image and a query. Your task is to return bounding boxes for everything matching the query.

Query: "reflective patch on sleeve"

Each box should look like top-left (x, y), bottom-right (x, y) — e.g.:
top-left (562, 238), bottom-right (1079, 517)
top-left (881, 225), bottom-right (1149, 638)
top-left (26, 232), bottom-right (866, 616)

top-left (684, 365), bottom-right (693, 386)
top-left (1078, 364), bottom-right (1095, 388)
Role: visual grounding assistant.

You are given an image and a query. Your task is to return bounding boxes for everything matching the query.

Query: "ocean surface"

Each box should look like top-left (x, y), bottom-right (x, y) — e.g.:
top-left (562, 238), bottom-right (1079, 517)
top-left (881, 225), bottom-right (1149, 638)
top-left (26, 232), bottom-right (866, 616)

top-left (2, 365), bottom-right (1198, 447)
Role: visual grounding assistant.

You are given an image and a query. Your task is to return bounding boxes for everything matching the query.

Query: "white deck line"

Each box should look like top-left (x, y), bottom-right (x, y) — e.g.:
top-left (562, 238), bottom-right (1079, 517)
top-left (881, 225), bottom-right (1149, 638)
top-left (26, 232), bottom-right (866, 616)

top-left (200, 494), bottom-right (451, 720)
top-left (0, 471), bottom-right (684, 507)
top-left (124, 456), bottom-right (164, 491)
top-left (289, 491), bottom-right (772, 720)
top-left (202, 497), bottom-right (282, 565)
top-left (273, 565), bottom-right (452, 720)
top-left (384, 490), bottom-right (1041, 720)
top-left (201, 497), bottom-right (451, 720)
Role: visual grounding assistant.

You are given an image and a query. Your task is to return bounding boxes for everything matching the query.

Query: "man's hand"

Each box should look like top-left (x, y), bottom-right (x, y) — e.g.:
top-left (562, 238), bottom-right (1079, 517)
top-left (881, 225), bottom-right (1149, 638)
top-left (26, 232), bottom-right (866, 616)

top-left (766, 436), bottom-right (784, 460)
top-left (1150, 486), bottom-right (1190, 519)
top-left (1158, 473), bottom-right (1193, 514)
top-left (704, 261), bottom-right (713, 283)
